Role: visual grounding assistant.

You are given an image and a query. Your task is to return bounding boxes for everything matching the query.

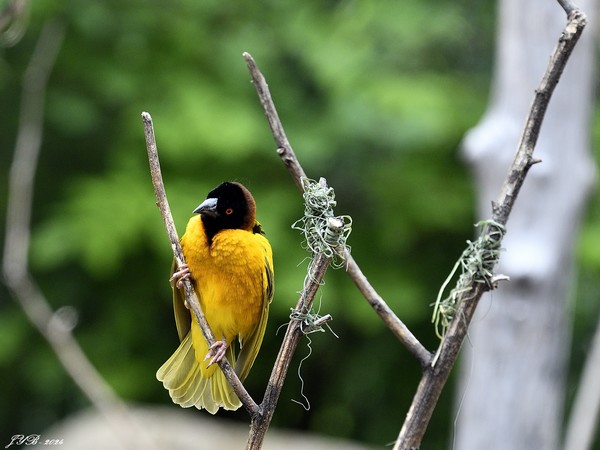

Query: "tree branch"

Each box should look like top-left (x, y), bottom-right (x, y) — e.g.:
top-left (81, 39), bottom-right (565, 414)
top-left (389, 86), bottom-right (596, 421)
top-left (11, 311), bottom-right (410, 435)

top-left (393, 4), bottom-right (587, 449)
top-left (492, 6), bottom-right (587, 223)
top-left (243, 52), bottom-right (306, 191)
top-left (3, 21), bottom-right (157, 450)
top-left (141, 112), bottom-right (259, 415)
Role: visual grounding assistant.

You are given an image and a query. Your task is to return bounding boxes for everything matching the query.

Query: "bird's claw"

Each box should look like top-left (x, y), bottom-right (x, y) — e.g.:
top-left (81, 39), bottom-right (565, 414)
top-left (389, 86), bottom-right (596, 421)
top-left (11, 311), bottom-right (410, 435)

top-left (204, 338), bottom-right (227, 368)
top-left (170, 264), bottom-right (191, 289)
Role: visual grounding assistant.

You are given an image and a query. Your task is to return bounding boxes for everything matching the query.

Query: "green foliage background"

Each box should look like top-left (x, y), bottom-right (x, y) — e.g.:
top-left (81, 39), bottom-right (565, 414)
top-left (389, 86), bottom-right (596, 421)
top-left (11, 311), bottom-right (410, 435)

top-left (0, 0), bottom-right (598, 448)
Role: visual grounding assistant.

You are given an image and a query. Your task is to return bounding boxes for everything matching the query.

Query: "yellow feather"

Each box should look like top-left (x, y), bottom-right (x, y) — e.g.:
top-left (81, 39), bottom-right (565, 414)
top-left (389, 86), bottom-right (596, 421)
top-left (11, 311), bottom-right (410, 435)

top-left (157, 203), bottom-right (274, 413)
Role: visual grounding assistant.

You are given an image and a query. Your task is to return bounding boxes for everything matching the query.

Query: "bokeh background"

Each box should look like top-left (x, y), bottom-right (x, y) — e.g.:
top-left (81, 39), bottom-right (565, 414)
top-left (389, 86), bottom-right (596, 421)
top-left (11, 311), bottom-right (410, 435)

top-left (1, 0), bottom-right (598, 448)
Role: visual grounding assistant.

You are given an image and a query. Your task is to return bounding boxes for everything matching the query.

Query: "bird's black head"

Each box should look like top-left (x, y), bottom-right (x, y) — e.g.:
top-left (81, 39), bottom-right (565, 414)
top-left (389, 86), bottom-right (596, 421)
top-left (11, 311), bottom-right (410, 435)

top-left (193, 181), bottom-right (256, 242)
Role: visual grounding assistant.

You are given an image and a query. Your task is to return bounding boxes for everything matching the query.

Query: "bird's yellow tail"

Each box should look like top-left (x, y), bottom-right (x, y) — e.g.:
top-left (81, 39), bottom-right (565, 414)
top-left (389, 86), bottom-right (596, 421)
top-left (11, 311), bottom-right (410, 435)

top-left (156, 332), bottom-right (241, 413)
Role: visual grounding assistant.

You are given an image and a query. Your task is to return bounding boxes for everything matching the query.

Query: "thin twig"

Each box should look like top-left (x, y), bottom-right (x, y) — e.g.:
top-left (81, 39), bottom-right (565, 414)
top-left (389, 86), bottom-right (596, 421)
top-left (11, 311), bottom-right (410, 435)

top-left (2, 21), bottom-right (155, 450)
top-left (243, 52), bottom-right (306, 190)
top-left (242, 52), bottom-right (430, 365)
top-left (141, 112), bottom-right (259, 414)
top-left (492, 7), bottom-right (587, 224)
top-left (393, 5), bottom-right (587, 449)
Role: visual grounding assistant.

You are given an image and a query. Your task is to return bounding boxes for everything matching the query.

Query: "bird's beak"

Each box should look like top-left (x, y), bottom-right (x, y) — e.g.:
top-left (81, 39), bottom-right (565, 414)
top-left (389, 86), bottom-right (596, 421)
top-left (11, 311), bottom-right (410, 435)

top-left (193, 197), bottom-right (218, 216)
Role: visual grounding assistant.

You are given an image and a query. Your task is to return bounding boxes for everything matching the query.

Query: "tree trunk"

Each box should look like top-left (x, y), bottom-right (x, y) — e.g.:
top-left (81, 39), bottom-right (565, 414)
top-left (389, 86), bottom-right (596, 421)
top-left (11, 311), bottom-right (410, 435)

top-left (455, 1), bottom-right (597, 450)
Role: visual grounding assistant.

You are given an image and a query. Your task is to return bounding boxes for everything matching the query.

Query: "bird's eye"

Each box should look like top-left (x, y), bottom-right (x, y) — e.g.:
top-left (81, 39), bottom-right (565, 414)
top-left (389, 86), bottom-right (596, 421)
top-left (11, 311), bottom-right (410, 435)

top-left (225, 208), bottom-right (234, 215)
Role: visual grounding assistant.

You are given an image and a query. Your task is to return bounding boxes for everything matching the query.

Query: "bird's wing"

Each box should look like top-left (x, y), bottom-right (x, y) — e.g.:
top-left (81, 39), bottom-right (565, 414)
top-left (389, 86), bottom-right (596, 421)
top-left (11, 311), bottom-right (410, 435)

top-left (170, 259), bottom-right (192, 342)
top-left (235, 236), bottom-right (274, 381)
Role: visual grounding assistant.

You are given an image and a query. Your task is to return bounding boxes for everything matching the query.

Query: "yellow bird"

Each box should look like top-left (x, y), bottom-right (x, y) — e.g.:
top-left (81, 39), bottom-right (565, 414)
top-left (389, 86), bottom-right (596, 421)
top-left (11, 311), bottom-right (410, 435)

top-left (157, 181), bottom-right (274, 413)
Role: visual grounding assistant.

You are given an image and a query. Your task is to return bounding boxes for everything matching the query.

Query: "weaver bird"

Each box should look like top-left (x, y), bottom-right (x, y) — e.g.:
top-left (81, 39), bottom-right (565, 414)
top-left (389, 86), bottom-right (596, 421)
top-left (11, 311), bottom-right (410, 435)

top-left (157, 181), bottom-right (274, 413)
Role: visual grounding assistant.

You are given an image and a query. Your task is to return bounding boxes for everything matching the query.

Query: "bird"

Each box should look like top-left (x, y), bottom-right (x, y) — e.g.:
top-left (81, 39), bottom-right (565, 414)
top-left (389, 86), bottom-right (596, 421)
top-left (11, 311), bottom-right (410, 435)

top-left (156, 181), bottom-right (274, 413)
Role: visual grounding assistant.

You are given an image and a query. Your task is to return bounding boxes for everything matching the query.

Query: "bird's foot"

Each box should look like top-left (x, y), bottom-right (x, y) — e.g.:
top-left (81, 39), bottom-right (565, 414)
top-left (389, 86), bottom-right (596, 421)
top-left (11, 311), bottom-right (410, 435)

top-left (204, 338), bottom-right (227, 368)
top-left (170, 263), bottom-right (191, 289)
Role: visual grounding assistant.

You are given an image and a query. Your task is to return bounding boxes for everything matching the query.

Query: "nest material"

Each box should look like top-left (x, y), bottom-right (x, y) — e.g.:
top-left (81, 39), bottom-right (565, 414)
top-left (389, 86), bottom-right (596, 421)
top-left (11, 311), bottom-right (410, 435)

top-left (292, 177), bottom-right (352, 268)
top-left (432, 220), bottom-right (506, 339)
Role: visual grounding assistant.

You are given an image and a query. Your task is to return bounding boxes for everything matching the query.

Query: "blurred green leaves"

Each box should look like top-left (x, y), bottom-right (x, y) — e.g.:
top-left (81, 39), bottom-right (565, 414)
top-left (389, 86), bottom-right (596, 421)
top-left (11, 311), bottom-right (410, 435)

top-left (31, 158), bottom-right (158, 277)
top-left (156, 75), bottom-right (266, 164)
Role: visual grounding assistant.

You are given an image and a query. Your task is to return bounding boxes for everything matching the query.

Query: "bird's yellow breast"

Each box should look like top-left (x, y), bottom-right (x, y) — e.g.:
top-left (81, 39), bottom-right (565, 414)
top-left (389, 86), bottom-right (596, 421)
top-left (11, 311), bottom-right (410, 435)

top-left (181, 215), bottom-right (267, 342)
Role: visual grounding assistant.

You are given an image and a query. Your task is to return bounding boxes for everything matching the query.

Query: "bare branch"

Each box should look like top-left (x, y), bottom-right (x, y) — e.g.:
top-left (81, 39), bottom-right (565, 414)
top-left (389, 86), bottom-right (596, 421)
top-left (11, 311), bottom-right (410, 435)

top-left (393, 5), bottom-right (587, 448)
top-left (2, 21), bottom-right (158, 450)
top-left (243, 52), bottom-right (306, 190)
top-left (141, 112), bottom-right (259, 415)
top-left (492, 8), bottom-right (587, 224)
top-left (4, 20), bottom-right (63, 277)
